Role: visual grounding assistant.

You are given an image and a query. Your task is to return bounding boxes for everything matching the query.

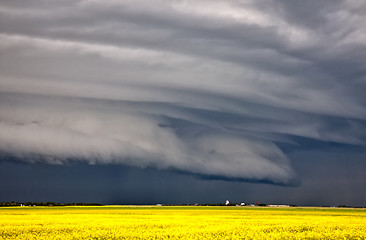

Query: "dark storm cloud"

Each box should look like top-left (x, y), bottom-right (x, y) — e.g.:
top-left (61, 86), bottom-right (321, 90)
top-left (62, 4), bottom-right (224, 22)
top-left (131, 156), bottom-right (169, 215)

top-left (2, 145), bottom-right (366, 206)
top-left (0, 0), bottom-right (365, 187)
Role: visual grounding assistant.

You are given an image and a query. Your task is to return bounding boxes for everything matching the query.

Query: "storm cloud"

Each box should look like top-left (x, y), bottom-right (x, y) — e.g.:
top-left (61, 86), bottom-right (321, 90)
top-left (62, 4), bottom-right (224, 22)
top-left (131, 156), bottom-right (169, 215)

top-left (1, 0), bottom-right (365, 186)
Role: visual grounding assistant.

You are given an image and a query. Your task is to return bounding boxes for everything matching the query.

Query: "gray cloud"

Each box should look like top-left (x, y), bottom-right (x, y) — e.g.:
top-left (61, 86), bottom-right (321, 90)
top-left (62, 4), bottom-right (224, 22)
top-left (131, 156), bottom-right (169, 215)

top-left (0, 93), bottom-right (297, 185)
top-left (0, 0), bottom-right (365, 186)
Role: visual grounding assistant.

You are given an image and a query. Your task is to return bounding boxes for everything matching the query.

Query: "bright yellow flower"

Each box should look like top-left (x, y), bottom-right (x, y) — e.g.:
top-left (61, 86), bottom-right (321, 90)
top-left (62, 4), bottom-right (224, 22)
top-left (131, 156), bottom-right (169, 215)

top-left (0, 206), bottom-right (365, 239)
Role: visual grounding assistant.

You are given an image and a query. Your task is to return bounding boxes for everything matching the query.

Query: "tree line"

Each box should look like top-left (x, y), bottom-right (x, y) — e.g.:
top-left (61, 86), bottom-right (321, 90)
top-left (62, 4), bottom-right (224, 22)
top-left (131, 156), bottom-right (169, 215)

top-left (0, 201), bottom-right (102, 207)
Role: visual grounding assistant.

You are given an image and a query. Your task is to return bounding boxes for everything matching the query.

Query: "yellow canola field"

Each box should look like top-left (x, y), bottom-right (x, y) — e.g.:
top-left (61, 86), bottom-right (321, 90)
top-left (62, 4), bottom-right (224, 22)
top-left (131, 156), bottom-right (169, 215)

top-left (1, 206), bottom-right (366, 239)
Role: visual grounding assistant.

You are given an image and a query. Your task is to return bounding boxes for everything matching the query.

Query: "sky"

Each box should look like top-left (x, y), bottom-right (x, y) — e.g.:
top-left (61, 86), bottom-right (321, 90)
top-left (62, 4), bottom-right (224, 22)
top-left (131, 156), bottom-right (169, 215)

top-left (0, 0), bottom-right (366, 206)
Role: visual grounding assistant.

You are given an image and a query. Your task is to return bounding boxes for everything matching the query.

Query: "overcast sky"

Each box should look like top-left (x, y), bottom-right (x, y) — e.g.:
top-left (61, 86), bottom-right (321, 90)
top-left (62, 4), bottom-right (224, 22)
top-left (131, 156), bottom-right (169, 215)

top-left (1, 0), bottom-right (366, 206)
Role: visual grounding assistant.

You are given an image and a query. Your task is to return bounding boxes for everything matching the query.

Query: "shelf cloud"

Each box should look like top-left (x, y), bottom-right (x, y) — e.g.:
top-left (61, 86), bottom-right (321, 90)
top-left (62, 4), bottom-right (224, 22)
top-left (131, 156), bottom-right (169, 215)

top-left (1, 0), bottom-right (365, 186)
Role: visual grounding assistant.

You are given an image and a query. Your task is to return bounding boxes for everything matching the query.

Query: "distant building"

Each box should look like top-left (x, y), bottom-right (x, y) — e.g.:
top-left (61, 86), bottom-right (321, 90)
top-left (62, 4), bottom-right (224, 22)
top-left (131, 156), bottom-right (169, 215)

top-left (268, 205), bottom-right (290, 207)
top-left (225, 200), bottom-right (230, 205)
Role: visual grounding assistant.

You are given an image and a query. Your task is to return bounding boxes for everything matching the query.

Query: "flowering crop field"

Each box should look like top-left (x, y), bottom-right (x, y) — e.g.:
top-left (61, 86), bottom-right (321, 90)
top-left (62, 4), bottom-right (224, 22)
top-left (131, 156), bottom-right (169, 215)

top-left (1, 206), bottom-right (366, 239)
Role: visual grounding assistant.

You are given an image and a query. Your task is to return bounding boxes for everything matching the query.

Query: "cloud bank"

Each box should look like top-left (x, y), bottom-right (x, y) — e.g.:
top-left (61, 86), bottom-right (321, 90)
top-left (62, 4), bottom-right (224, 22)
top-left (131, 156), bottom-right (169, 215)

top-left (1, 0), bottom-right (365, 185)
